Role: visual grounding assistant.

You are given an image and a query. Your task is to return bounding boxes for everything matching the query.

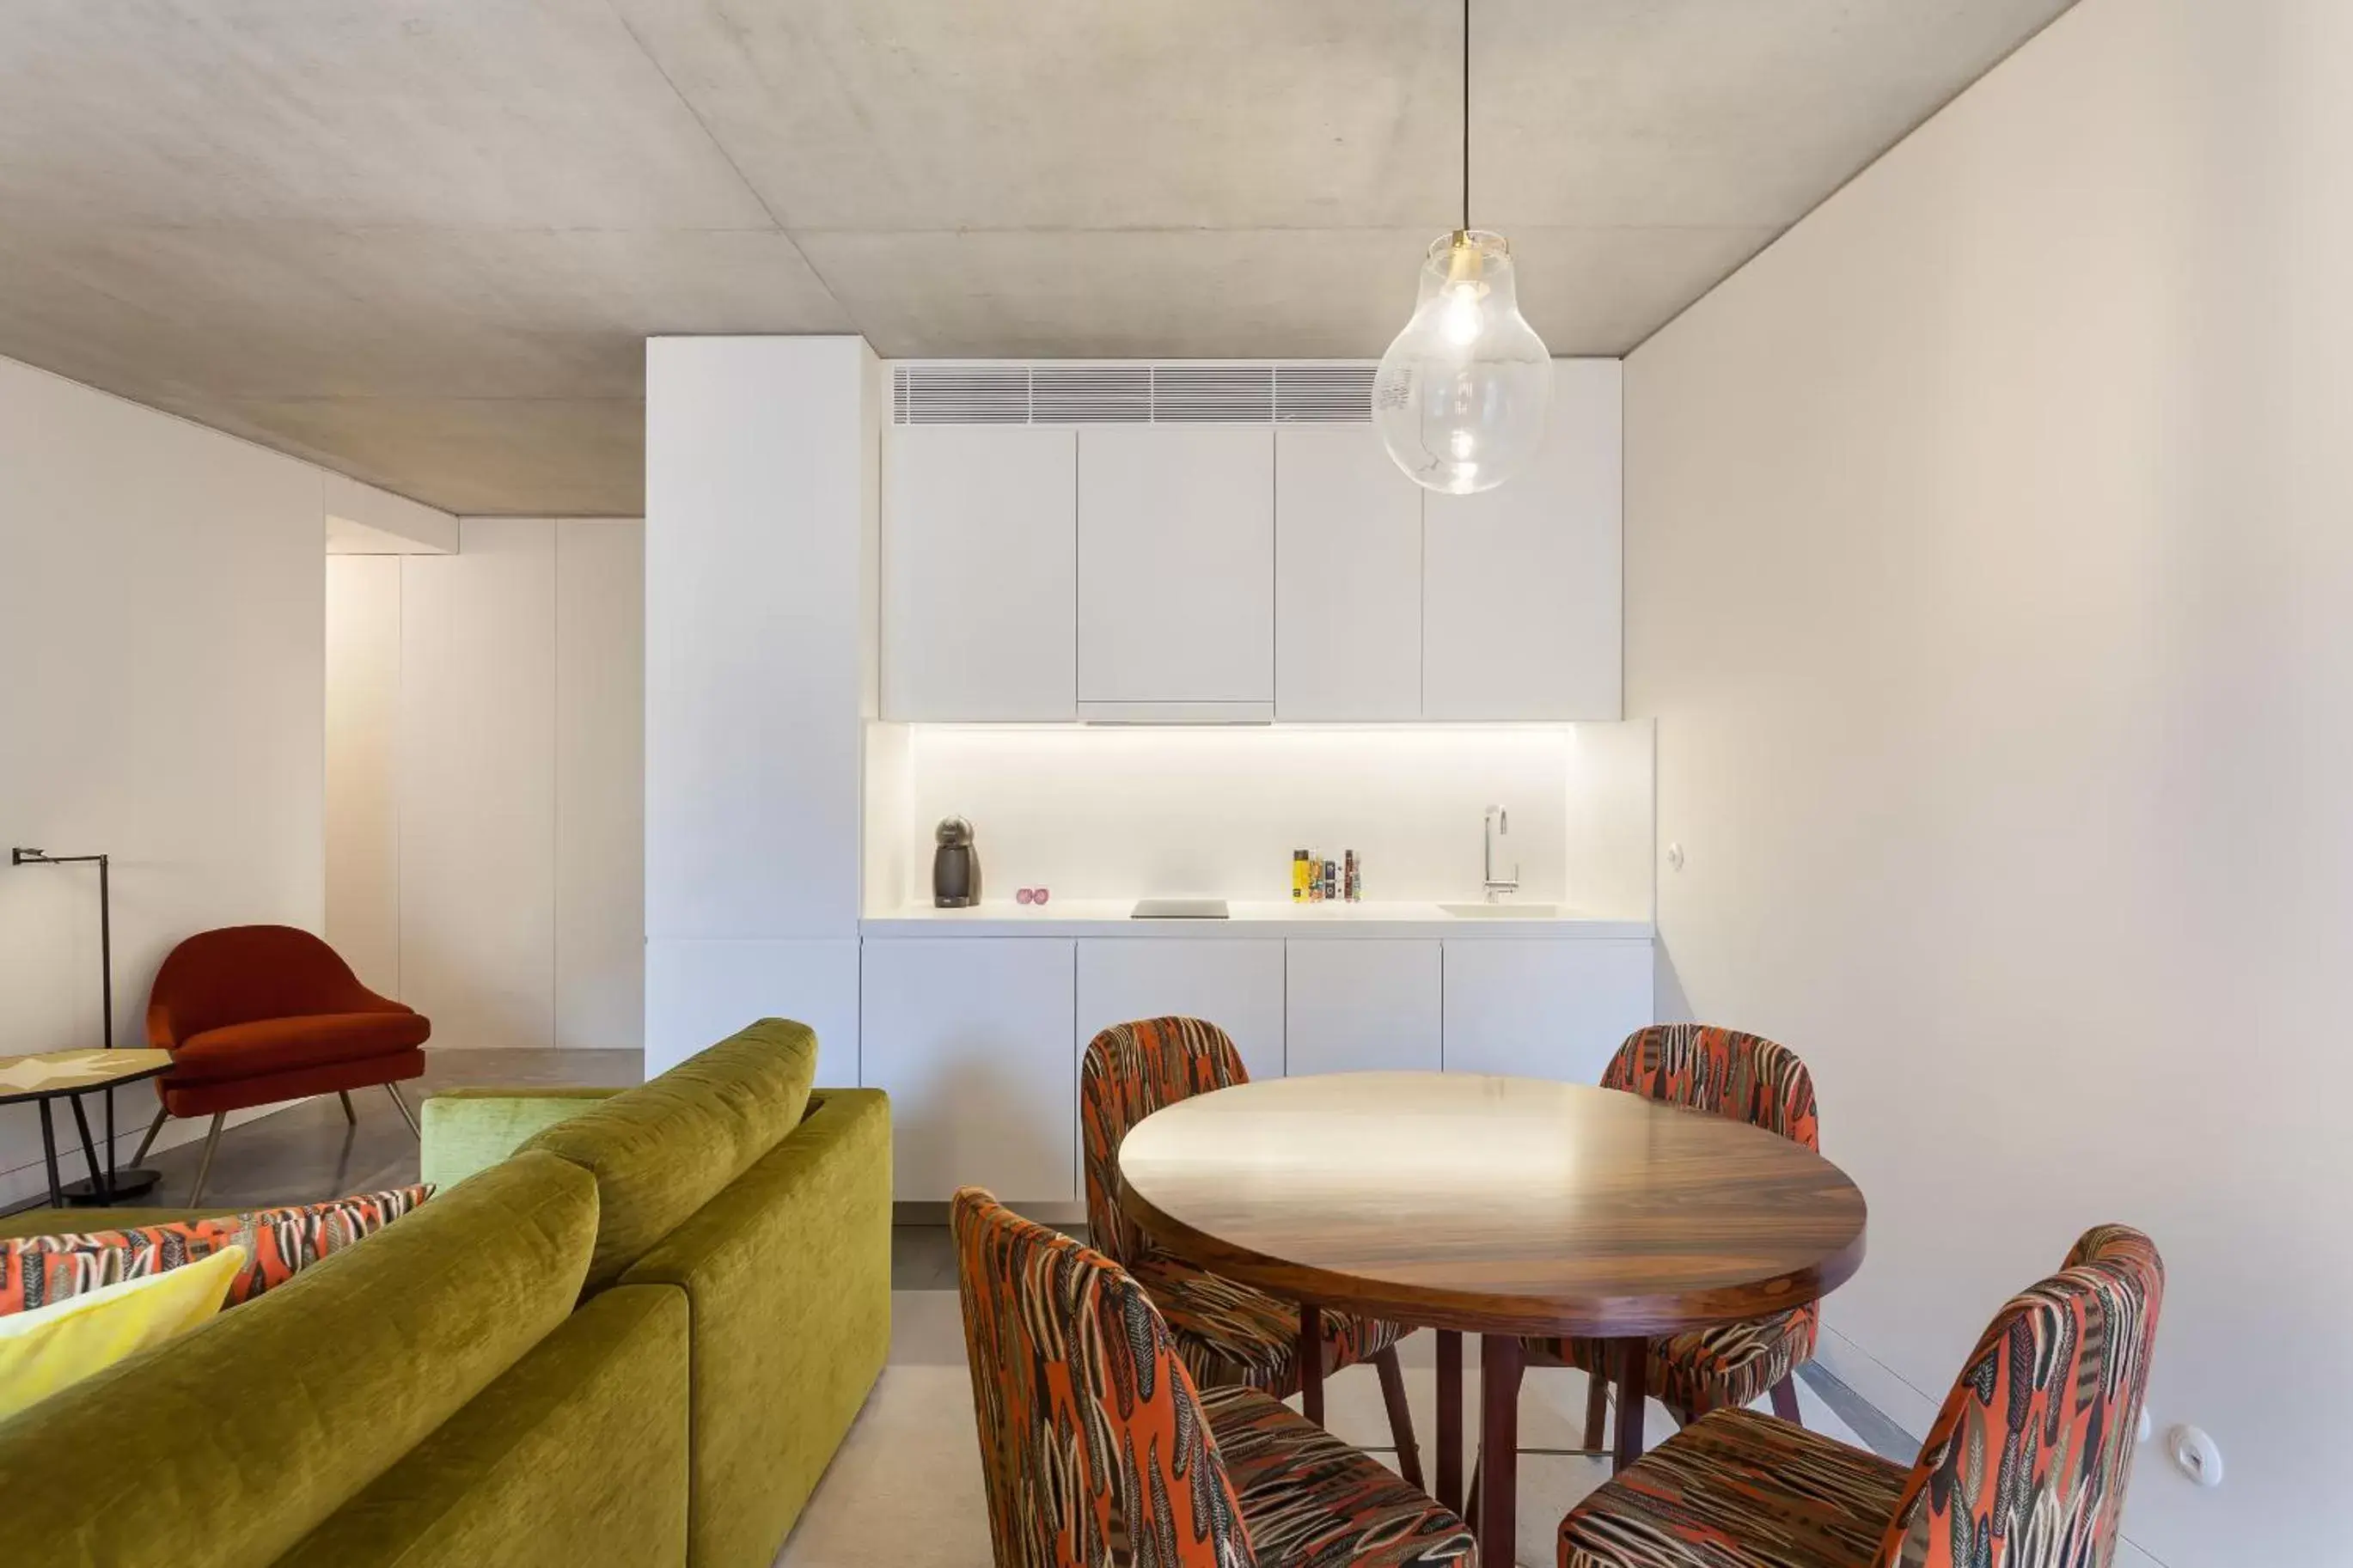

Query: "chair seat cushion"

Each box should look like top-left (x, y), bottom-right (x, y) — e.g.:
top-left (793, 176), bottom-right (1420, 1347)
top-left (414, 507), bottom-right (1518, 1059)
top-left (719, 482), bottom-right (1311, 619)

top-left (1131, 1252), bottom-right (1404, 1394)
top-left (168, 1011), bottom-right (429, 1083)
top-left (1537, 1304), bottom-right (1818, 1417)
top-left (1201, 1384), bottom-right (1472, 1568)
top-left (1559, 1407), bottom-right (1906, 1568)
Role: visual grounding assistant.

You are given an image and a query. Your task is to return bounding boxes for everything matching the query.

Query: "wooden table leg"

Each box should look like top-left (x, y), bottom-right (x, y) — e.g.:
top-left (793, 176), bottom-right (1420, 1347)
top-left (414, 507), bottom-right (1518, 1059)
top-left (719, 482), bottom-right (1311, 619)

top-left (35, 1098), bottom-right (64, 1208)
top-left (1477, 1333), bottom-right (1522, 1565)
top-left (1299, 1304), bottom-right (1324, 1426)
top-left (1612, 1338), bottom-right (1648, 1473)
top-left (1435, 1329), bottom-right (1463, 1513)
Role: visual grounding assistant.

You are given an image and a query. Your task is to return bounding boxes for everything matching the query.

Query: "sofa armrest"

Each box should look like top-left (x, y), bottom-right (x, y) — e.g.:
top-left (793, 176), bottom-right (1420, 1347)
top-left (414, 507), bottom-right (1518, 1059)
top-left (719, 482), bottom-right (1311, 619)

top-left (421, 1088), bottom-right (626, 1191)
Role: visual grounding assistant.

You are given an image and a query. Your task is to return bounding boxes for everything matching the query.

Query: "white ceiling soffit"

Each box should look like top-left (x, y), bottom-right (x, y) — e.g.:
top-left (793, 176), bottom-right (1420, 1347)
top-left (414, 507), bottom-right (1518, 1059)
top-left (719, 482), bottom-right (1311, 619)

top-left (0, 1), bottom-right (2080, 516)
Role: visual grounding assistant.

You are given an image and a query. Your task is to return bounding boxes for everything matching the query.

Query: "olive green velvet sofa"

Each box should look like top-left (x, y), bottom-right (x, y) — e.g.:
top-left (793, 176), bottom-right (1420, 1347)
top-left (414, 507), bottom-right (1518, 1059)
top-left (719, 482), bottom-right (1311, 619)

top-left (0, 1018), bottom-right (891, 1568)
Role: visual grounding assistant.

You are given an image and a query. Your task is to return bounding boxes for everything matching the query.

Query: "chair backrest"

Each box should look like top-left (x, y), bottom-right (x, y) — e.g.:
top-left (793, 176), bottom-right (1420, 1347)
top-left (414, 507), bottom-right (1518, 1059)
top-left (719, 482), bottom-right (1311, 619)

top-left (145, 924), bottom-right (378, 1046)
top-left (1079, 1017), bottom-right (1250, 1266)
top-left (951, 1187), bottom-right (1251, 1568)
top-left (1603, 1023), bottom-right (1820, 1150)
top-left (1875, 1225), bottom-right (2164, 1568)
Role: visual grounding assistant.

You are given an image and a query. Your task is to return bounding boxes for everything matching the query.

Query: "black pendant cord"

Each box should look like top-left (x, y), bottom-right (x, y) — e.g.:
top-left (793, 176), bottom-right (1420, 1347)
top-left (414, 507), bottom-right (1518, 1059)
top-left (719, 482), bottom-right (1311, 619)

top-left (1460, 0), bottom-right (1471, 233)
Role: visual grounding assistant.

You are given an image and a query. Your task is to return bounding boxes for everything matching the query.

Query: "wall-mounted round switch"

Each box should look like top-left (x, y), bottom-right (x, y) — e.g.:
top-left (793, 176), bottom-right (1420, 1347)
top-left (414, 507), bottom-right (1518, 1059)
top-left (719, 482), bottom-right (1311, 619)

top-left (2167, 1425), bottom-right (2222, 1488)
top-left (1665, 841), bottom-right (1684, 871)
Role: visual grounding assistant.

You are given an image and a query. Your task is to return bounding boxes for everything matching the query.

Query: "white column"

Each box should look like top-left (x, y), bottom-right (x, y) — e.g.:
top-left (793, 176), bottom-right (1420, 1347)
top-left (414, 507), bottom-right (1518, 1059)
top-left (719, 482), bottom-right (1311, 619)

top-left (643, 336), bottom-right (878, 1083)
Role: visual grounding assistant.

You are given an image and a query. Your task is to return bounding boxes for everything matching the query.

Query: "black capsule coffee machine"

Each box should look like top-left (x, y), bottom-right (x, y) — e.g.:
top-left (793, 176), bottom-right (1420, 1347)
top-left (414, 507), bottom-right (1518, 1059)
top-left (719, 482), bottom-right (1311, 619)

top-left (932, 817), bottom-right (980, 907)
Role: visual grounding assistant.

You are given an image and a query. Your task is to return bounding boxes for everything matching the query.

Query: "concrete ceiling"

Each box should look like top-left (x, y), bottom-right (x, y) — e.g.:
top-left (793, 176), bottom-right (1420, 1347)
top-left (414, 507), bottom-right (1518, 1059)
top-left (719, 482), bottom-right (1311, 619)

top-left (0, 1), bottom-right (2075, 516)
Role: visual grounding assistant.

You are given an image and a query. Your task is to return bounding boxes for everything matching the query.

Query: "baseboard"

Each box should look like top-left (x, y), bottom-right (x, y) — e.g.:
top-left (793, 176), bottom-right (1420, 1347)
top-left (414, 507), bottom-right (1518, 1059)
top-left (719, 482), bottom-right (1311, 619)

top-left (0, 1097), bottom-right (314, 1214)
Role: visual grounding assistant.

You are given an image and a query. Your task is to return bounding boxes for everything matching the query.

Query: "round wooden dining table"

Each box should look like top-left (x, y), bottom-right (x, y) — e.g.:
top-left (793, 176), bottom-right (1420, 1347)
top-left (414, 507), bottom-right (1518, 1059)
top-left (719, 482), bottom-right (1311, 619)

top-left (1115, 1071), bottom-right (1867, 1566)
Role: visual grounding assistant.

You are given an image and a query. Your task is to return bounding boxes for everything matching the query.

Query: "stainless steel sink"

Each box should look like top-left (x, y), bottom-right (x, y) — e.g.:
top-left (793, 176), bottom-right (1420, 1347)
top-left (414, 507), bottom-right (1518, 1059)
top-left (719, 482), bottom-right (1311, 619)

top-left (1438, 901), bottom-right (1560, 918)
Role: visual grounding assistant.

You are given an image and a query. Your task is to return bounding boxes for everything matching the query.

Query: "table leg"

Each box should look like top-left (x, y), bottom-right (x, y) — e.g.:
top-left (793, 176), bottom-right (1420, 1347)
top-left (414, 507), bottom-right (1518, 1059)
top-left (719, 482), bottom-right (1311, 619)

top-left (36, 1098), bottom-right (64, 1208)
top-left (1299, 1304), bottom-right (1324, 1426)
top-left (1435, 1329), bottom-right (1463, 1514)
top-left (65, 1092), bottom-right (110, 1203)
top-left (1477, 1333), bottom-right (1522, 1565)
top-left (1612, 1338), bottom-right (1649, 1473)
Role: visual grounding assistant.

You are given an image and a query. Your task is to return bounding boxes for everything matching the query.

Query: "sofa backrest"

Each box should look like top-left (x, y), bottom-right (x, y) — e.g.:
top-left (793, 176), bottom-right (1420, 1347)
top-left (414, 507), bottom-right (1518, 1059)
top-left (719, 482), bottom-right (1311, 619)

top-left (0, 1151), bottom-right (599, 1568)
top-left (523, 1018), bottom-right (819, 1290)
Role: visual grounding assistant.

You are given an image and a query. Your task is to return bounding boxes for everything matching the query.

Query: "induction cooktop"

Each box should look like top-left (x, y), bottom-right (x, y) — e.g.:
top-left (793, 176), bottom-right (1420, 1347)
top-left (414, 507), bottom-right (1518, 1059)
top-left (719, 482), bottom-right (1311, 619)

top-left (1130, 898), bottom-right (1230, 919)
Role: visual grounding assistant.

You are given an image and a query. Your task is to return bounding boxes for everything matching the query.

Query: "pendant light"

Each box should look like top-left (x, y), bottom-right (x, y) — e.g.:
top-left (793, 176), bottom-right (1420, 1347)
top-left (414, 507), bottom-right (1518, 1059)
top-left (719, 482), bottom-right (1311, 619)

top-left (1372, 0), bottom-right (1551, 496)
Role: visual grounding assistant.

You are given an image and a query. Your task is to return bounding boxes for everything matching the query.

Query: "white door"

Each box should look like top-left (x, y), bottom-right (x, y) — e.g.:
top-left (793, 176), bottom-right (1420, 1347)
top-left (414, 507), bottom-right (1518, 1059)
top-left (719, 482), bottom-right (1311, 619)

top-left (860, 937), bottom-right (1078, 1202)
top-left (883, 425), bottom-right (1078, 720)
top-left (1077, 426), bottom-right (1274, 717)
top-left (1274, 426), bottom-right (1423, 720)
top-left (1440, 939), bottom-right (1653, 1083)
top-left (1423, 360), bottom-right (1623, 720)
top-left (1284, 939), bottom-right (1442, 1075)
top-left (1076, 939), bottom-right (1287, 1083)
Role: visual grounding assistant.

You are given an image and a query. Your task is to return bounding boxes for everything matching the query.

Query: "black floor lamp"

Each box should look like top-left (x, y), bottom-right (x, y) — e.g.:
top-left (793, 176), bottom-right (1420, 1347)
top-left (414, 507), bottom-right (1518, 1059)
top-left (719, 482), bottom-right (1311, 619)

top-left (10, 847), bottom-right (162, 1202)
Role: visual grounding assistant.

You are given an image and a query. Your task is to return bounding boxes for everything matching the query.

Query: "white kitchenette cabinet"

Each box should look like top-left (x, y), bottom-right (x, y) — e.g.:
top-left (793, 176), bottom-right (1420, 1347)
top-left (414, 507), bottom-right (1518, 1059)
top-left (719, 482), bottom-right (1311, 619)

top-left (1422, 360), bottom-right (1623, 721)
top-left (1439, 937), bottom-right (1653, 1083)
top-left (860, 937), bottom-right (1078, 1202)
top-left (1284, 938), bottom-right (1442, 1074)
top-left (1076, 425), bottom-right (1274, 719)
top-left (1274, 426), bottom-right (1423, 720)
top-left (1076, 938), bottom-right (1287, 1082)
top-left (882, 424), bottom-right (1078, 721)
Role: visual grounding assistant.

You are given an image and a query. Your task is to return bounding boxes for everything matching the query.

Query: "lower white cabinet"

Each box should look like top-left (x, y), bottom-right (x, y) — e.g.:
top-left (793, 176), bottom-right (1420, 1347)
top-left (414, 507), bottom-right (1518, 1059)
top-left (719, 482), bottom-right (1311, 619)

top-left (860, 937), bottom-right (1077, 1203)
top-left (1076, 939), bottom-right (1287, 1082)
top-left (1439, 939), bottom-right (1654, 1083)
top-left (1284, 939), bottom-right (1442, 1075)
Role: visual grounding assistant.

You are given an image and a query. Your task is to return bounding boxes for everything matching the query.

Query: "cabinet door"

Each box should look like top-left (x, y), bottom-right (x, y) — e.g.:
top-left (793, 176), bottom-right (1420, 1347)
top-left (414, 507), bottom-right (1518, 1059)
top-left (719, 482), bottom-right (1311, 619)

top-left (1423, 360), bottom-right (1622, 720)
top-left (1284, 939), bottom-right (1441, 1075)
top-left (859, 938), bottom-right (1077, 1202)
top-left (1440, 939), bottom-right (1653, 1083)
top-left (1274, 426), bottom-right (1423, 720)
top-left (1077, 426), bottom-right (1274, 714)
top-left (1076, 939), bottom-right (1287, 1083)
top-left (883, 425), bottom-right (1078, 720)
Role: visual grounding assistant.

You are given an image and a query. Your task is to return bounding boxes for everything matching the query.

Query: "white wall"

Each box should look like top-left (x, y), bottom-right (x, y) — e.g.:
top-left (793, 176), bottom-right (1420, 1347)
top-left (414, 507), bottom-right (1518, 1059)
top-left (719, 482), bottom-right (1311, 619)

top-left (0, 355), bottom-right (325, 1204)
top-left (883, 723), bottom-right (1653, 917)
top-left (323, 518), bottom-right (644, 1051)
top-left (1625, 2), bottom-right (2349, 1561)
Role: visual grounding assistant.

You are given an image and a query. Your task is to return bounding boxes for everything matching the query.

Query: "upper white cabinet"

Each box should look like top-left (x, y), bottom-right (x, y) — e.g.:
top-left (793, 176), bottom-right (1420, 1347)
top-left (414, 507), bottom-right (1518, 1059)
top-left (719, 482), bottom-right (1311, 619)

top-left (1076, 939), bottom-right (1287, 1083)
top-left (883, 425), bottom-right (1078, 721)
top-left (1274, 426), bottom-right (1423, 720)
top-left (1423, 360), bottom-right (1623, 720)
top-left (1076, 426), bottom-right (1274, 718)
top-left (1285, 939), bottom-right (1442, 1075)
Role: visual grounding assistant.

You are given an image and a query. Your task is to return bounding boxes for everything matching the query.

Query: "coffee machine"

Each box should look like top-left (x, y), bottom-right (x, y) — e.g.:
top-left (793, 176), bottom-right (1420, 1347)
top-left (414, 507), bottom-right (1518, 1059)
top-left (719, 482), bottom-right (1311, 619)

top-left (932, 817), bottom-right (980, 907)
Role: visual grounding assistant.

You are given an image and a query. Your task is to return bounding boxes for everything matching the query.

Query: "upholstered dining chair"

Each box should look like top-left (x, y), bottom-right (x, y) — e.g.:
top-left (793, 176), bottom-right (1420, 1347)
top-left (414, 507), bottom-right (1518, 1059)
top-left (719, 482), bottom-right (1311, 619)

top-left (1528, 1024), bottom-right (1824, 1455)
top-left (952, 1186), bottom-right (1475, 1568)
top-left (1557, 1224), bottom-right (2164, 1568)
top-left (1082, 1016), bottom-right (1423, 1486)
top-left (140, 924), bottom-right (430, 1204)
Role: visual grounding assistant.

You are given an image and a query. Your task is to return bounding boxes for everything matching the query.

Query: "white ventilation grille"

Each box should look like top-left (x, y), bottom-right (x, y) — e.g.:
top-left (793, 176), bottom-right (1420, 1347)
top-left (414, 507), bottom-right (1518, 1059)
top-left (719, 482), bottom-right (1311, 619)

top-left (891, 363), bottom-right (1374, 425)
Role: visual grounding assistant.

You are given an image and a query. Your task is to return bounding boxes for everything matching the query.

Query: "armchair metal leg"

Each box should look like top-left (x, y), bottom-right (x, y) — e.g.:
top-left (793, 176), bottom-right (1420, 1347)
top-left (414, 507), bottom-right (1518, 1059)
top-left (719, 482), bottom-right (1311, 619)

top-left (384, 1082), bottom-right (420, 1139)
top-left (188, 1113), bottom-right (226, 1208)
top-left (131, 1107), bottom-right (169, 1167)
top-left (337, 1089), bottom-right (358, 1125)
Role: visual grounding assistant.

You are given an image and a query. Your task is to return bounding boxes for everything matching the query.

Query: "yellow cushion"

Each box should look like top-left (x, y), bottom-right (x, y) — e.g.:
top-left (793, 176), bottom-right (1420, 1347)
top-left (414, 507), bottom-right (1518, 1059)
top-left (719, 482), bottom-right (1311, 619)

top-left (0, 1244), bottom-right (246, 1419)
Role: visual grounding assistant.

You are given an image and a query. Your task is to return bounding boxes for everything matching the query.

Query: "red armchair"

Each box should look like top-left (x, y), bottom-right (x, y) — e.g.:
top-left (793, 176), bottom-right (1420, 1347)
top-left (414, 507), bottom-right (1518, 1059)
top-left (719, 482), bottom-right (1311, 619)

top-left (137, 924), bottom-right (430, 1203)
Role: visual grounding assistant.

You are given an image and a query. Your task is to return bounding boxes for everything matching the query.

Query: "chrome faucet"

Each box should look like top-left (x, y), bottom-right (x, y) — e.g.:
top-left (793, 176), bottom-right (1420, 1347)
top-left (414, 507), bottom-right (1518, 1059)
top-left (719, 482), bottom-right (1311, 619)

top-left (1482, 806), bottom-right (1519, 903)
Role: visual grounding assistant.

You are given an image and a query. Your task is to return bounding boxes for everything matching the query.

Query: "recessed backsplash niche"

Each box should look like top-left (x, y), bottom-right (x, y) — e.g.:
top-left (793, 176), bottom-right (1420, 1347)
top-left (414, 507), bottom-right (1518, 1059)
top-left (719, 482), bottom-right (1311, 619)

top-left (867, 723), bottom-right (1653, 916)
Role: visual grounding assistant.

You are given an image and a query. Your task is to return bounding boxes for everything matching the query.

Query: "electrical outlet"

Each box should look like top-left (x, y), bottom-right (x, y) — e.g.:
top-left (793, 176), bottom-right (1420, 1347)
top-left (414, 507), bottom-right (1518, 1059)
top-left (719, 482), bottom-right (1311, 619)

top-left (2167, 1425), bottom-right (2222, 1488)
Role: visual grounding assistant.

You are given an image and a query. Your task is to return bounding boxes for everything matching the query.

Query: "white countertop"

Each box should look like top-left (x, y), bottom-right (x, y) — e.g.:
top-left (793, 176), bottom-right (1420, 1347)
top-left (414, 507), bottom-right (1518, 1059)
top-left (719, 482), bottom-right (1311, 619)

top-left (859, 900), bottom-right (1653, 940)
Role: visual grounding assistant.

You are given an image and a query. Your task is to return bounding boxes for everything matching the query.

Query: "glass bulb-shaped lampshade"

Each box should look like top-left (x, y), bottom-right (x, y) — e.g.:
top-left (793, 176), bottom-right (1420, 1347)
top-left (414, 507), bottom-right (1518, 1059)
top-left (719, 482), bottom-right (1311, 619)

top-left (1372, 230), bottom-right (1551, 495)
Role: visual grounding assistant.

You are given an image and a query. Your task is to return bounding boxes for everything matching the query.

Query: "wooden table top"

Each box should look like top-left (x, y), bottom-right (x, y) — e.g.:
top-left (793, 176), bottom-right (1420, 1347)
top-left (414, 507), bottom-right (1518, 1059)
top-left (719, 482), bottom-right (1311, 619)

top-left (1116, 1071), bottom-right (1868, 1338)
top-left (0, 1048), bottom-right (174, 1106)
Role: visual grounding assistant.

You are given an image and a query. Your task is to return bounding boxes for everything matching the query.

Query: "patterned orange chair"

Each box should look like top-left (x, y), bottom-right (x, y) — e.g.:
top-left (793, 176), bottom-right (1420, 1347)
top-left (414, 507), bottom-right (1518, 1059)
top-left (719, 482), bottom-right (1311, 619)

top-left (1526, 1025), bottom-right (1824, 1453)
top-left (1557, 1224), bottom-right (2163, 1568)
top-left (1083, 1017), bottom-right (1421, 1486)
top-left (952, 1186), bottom-right (1474, 1568)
